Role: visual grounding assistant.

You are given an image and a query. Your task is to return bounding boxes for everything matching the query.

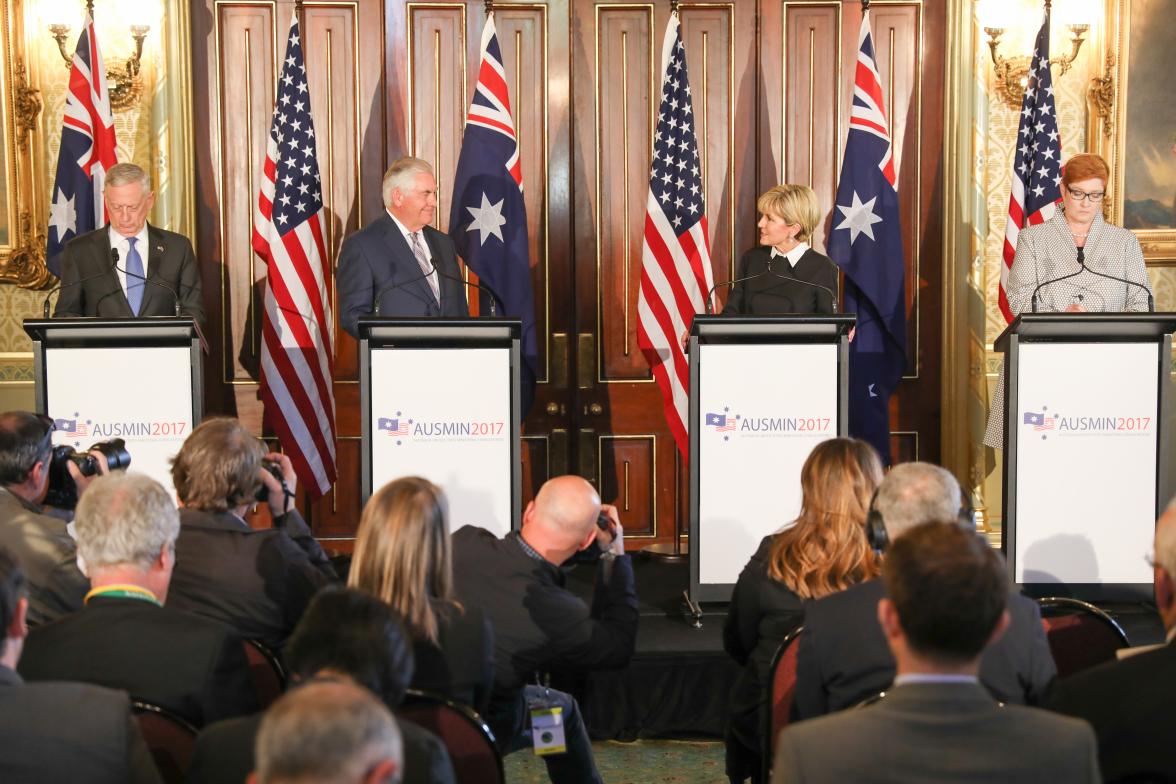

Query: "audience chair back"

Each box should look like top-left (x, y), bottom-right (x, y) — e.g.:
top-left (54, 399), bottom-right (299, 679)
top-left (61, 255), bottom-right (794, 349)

top-left (762, 626), bottom-right (803, 783)
top-left (243, 637), bottom-right (287, 708)
top-left (1037, 597), bottom-right (1130, 678)
top-left (399, 688), bottom-right (504, 784)
top-left (132, 699), bottom-right (198, 784)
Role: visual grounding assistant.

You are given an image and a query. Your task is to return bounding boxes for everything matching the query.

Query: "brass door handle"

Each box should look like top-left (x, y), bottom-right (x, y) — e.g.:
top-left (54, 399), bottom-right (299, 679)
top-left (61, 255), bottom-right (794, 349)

top-left (586, 403), bottom-right (603, 416)
top-left (546, 402), bottom-right (560, 415)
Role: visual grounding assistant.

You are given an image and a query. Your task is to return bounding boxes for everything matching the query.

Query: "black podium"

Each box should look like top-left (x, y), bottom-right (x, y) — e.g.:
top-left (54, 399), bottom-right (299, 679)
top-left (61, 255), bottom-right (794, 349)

top-left (357, 317), bottom-right (522, 536)
top-left (687, 315), bottom-right (854, 603)
top-left (23, 317), bottom-right (204, 494)
top-left (995, 312), bottom-right (1176, 599)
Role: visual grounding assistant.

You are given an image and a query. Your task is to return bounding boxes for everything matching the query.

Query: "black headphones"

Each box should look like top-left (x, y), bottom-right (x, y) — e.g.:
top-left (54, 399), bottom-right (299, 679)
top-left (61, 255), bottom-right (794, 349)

top-left (866, 477), bottom-right (976, 553)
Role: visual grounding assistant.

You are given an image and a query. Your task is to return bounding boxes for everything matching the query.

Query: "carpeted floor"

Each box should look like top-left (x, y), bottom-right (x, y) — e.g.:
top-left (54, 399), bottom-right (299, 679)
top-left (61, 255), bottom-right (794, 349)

top-left (503, 739), bottom-right (726, 783)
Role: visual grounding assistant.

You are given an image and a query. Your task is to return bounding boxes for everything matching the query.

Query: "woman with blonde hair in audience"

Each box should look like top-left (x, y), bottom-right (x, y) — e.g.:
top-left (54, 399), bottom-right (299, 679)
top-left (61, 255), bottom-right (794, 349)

top-left (348, 476), bottom-right (494, 714)
top-left (722, 437), bottom-right (883, 784)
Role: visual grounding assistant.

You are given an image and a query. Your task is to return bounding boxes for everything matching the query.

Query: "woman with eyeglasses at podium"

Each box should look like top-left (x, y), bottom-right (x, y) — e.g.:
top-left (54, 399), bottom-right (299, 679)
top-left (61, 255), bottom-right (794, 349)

top-left (983, 153), bottom-right (1154, 449)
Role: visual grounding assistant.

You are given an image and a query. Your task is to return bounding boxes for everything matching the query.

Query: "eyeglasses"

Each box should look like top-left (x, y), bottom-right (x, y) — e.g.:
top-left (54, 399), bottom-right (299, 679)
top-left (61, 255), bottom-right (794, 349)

top-left (1066, 188), bottom-right (1105, 203)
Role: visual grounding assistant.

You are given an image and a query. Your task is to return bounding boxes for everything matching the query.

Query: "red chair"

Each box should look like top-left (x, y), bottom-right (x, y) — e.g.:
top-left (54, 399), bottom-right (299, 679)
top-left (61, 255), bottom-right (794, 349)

top-left (131, 700), bottom-right (198, 784)
top-left (398, 689), bottom-right (503, 784)
top-left (762, 626), bottom-right (803, 783)
top-left (1038, 596), bottom-right (1129, 678)
top-left (243, 637), bottom-right (287, 709)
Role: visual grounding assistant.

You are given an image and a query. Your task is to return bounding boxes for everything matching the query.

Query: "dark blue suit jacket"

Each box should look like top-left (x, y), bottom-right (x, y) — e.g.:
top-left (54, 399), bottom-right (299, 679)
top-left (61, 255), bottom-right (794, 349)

top-left (337, 213), bottom-right (469, 338)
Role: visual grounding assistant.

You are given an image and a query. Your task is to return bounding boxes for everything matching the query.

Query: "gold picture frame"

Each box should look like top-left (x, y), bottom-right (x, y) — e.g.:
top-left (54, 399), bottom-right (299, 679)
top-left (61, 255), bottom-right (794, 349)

top-left (1091, 0), bottom-right (1176, 265)
top-left (0, 0), bottom-right (52, 288)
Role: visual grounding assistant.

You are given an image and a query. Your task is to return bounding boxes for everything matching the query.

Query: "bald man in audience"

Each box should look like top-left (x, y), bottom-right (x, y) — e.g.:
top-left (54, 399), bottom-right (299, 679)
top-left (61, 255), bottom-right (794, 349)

top-left (18, 473), bottom-right (256, 727)
top-left (792, 462), bottom-right (1056, 720)
top-left (252, 680), bottom-right (403, 784)
top-left (1047, 496), bottom-right (1176, 782)
top-left (451, 475), bottom-right (638, 784)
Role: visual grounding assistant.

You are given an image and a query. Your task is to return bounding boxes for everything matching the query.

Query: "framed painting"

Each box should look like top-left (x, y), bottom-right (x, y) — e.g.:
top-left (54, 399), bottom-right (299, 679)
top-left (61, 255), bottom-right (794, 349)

top-left (1095, 0), bottom-right (1176, 262)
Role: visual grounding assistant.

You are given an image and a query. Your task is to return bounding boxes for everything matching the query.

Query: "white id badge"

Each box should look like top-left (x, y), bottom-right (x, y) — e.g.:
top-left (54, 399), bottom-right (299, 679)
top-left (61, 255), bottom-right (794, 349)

top-left (530, 706), bottom-right (566, 756)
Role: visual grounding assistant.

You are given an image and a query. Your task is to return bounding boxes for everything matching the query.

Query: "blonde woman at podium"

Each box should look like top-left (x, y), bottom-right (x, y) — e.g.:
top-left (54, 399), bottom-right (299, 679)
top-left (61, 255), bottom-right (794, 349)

top-left (984, 153), bottom-right (1154, 449)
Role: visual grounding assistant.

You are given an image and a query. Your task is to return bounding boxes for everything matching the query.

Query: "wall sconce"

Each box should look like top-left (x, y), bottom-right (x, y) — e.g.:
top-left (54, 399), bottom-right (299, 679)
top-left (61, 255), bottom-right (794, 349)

top-left (47, 6), bottom-right (150, 112)
top-left (981, 0), bottom-right (1094, 110)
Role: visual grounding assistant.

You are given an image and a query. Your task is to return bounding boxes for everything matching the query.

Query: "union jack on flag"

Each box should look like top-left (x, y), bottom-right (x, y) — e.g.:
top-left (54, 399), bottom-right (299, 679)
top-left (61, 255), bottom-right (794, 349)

top-left (999, 7), bottom-right (1063, 323)
top-left (827, 8), bottom-right (907, 465)
top-left (636, 13), bottom-right (715, 457)
top-left (449, 12), bottom-right (538, 403)
top-left (251, 13), bottom-right (337, 498)
top-left (45, 14), bottom-right (117, 277)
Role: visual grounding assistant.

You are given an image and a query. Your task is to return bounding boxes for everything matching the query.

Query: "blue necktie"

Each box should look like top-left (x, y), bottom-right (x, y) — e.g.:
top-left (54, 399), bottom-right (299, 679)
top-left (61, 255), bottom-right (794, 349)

top-left (125, 236), bottom-right (145, 315)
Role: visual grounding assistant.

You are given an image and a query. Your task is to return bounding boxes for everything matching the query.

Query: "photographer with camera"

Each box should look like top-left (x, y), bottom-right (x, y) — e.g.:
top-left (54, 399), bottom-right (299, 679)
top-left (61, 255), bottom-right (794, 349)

top-left (166, 417), bottom-right (338, 650)
top-left (0, 411), bottom-right (110, 626)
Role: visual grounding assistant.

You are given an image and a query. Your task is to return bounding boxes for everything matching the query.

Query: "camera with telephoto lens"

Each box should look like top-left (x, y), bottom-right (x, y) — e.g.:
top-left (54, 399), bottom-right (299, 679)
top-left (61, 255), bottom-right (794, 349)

top-left (255, 458), bottom-right (284, 502)
top-left (43, 438), bottom-right (132, 510)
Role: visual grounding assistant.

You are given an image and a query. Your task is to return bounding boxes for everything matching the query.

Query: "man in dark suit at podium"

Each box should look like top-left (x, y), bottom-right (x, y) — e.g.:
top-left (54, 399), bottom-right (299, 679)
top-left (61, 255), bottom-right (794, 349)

top-left (53, 162), bottom-right (205, 326)
top-left (337, 157), bottom-right (469, 339)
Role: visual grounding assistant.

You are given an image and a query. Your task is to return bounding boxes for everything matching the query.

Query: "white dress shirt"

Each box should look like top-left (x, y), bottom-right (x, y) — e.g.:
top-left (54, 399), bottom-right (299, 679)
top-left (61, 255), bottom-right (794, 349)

top-left (107, 224), bottom-right (151, 301)
top-left (769, 241), bottom-right (811, 272)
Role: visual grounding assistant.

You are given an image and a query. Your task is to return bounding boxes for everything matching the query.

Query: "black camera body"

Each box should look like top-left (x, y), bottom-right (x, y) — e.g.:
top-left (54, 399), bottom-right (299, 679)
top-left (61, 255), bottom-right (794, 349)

top-left (255, 458), bottom-right (284, 502)
top-left (43, 439), bottom-right (131, 510)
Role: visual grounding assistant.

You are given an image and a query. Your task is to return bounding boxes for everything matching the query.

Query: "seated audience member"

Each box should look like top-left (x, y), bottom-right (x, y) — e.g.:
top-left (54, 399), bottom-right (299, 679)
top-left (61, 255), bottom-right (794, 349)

top-left (349, 476), bottom-right (494, 713)
top-left (0, 546), bottom-right (161, 784)
top-left (792, 462), bottom-right (1056, 720)
top-left (253, 680), bottom-right (403, 784)
top-left (167, 417), bottom-right (337, 648)
top-left (451, 475), bottom-right (637, 784)
top-left (18, 473), bottom-right (257, 726)
top-left (188, 587), bottom-right (454, 784)
top-left (723, 438), bottom-right (882, 784)
top-left (772, 522), bottom-right (1099, 783)
top-left (0, 411), bottom-right (105, 625)
top-left (1047, 497), bottom-right (1176, 782)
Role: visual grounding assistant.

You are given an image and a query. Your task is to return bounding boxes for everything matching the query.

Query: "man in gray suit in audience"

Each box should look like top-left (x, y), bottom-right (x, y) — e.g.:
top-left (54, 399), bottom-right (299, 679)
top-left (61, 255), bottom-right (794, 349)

top-left (772, 522), bottom-right (1099, 784)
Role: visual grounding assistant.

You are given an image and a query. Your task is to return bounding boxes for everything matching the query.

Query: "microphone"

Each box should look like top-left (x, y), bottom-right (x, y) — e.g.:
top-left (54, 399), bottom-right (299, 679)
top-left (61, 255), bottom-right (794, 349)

top-left (704, 261), bottom-right (777, 315)
top-left (705, 254), bottom-right (839, 315)
top-left (429, 257), bottom-right (505, 317)
top-left (115, 248), bottom-right (182, 317)
top-left (1030, 248), bottom-right (1086, 313)
top-left (371, 264), bottom-right (440, 316)
top-left (777, 256), bottom-right (840, 314)
top-left (42, 250), bottom-right (119, 318)
top-left (1075, 246), bottom-right (1155, 313)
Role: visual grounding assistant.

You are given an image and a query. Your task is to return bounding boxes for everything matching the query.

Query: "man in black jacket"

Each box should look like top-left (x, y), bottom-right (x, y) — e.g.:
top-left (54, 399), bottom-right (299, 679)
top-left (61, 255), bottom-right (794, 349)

top-left (452, 475), bottom-right (638, 784)
top-left (791, 462), bottom-right (1056, 720)
top-left (1047, 497), bottom-right (1176, 782)
top-left (0, 545), bottom-right (161, 784)
top-left (18, 473), bottom-right (257, 727)
top-left (166, 417), bottom-right (338, 649)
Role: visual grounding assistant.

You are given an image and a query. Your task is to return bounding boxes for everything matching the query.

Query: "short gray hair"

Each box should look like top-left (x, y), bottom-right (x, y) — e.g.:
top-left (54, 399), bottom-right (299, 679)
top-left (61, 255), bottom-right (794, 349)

top-left (1155, 496), bottom-right (1176, 580)
top-left (875, 462), bottom-right (962, 540)
top-left (381, 157), bottom-right (433, 207)
top-left (74, 473), bottom-right (179, 572)
top-left (104, 162), bottom-right (152, 194)
top-left (255, 681), bottom-right (403, 784)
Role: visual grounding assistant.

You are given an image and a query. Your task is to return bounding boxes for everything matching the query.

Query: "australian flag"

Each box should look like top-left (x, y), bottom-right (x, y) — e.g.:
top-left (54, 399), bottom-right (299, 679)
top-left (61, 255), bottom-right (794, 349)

top-left (449, 12), bottom-right (538, 412)
top-left (827, 10), bottom-right (907, 465)
top-left (45, 14), bottom-right (118, 277)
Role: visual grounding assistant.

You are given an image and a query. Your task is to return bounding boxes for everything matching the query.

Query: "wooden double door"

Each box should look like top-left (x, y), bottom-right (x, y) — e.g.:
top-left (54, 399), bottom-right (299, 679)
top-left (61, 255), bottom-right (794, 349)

top-left (193, 0), bottom-right (945, 544)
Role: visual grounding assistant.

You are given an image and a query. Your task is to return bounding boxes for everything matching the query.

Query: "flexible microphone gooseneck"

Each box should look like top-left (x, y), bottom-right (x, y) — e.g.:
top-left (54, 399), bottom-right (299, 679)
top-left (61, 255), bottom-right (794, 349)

top-left (41, 251), bottom-right (120, 318)
top-left (429, 257), bottom-right (505, 317)
top-left (1030, 248), bottom-right (1086, 313)
top-left (114, 247), bottom-right (182, 317)
top-left (705, 255), bottom-right (839, 315)
top-left (1075, 246), bottom-right (1155, 313)
top-left (371, 262), bottom-right (439, 316)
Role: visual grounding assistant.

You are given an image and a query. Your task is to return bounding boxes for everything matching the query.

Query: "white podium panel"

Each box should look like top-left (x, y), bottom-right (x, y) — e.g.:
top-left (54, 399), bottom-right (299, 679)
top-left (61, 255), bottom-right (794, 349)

top-left (44, 346), bottom-right (194, 498)
top-left (696, 343), bottom-right (838, 586)
top-left (369, 347), bottom-right (512, 536)
top-left (1014, 342), bottom-right (1158, 586)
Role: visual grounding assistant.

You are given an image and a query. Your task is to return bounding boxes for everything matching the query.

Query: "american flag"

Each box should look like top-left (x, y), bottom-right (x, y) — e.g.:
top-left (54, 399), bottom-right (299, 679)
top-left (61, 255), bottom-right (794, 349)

top-left (999, 8), bottom-right (1062, 323)
top-left (45, 14), bottom-right (117, 277)
top-left (636, 13), bottom-right (715, 457)
top-left (251, 13), bottom-right (337, 497)
top-left (705, 413), bottom-right (736, 433)
top-left (827, 9), bottom-right (907, 465)
top-left (449, 12), bottom-right (538, 401)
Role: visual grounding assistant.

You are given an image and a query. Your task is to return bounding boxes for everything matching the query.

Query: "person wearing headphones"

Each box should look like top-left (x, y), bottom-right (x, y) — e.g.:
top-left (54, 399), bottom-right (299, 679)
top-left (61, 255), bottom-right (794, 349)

top-left (791, 461), bottom-right (1057, 721)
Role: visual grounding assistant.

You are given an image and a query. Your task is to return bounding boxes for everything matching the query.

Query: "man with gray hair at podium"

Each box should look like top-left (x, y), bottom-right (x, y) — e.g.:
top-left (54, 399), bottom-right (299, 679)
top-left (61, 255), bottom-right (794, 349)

top-left (53, 162), bottom-right (205, 325)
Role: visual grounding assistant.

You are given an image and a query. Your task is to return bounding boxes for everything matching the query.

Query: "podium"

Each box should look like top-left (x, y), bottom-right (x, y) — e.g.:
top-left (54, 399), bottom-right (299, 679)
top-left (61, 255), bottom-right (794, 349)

top-left (688, 315), bottom-right (854, 602)
top-left (995, 313), bottom-right (1176, 599)
top-left (24, 317), bottom-right (204, 497)
top-left (357, 318), bottom-right (522, 537)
